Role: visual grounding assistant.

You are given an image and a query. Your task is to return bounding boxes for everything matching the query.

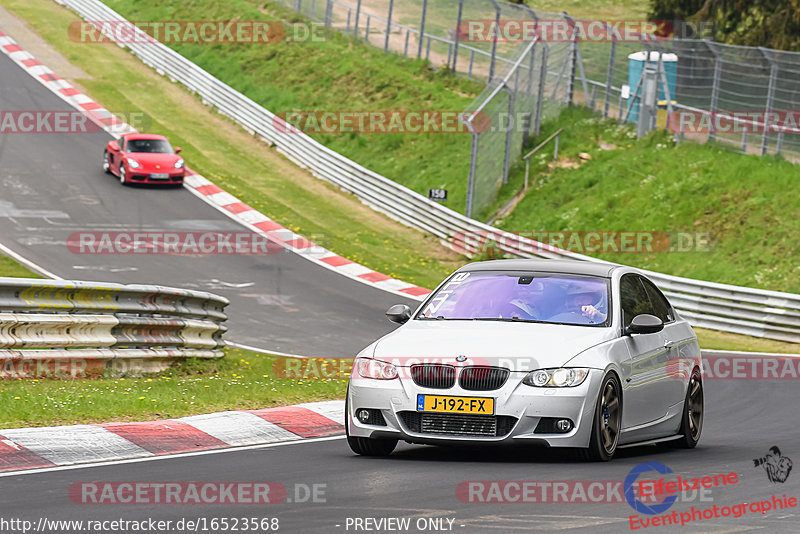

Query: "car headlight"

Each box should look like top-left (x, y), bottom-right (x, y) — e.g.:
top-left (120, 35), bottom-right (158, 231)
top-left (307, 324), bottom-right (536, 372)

top-left (174, 158), bottom-right (185, 169)
top-left (355, 358), bottom-right (398, 380)
top-left (126, 158), bottom-right (141, 169)
top-left (523, 368), bottom-right (589, 387)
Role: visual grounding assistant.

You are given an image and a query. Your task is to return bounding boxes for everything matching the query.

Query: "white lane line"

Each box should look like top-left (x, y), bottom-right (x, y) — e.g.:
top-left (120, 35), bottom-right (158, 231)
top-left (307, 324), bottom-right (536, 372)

top-left (177, 411), bottom-right (300, 446)
top-left (0, 435), bottom-right (346, 478)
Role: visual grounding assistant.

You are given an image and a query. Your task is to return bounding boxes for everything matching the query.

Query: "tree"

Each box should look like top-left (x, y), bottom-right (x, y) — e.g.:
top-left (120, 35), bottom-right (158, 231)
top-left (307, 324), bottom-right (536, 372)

top-left (649, 0), bottom-right (800, 50)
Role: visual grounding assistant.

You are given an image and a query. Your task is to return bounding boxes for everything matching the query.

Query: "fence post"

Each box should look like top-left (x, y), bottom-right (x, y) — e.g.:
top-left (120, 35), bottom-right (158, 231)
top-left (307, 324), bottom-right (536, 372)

top-left (324, 0), bottom-right (333, 27)
top-left (354, 0), bottom-right (362, 37)
top-left (535, 43), bottom-right (548, 136)
top-left (384, 0), bottom-right (394, 52)
top-left (707, 41), bottom-right (722, 143)
top-left (365, 15), bottom-right (371, 41)
top-left (404, 30), bottom-right (410, 56)
top-left (759, 47), bottom-right (778, 156)
top-left (565, 13), bottom-right (577, 105)
top-left (346, 9), bottom-right (351, 32)
top-left (469, 50), bottom-right (475, 78)
top-left (466, 129), bottom-right (479, 218)
top-left (488, 1), bottom-right (501, 82)
top-left (741, 127), bottom-right (748, 153)
top-left (503, 81), bottom-right (516, 184)
top-left (452, 0), bottom-right (464, 71)
top-left (564, 13), bottom-right (589, 107)
top-left (655, 43), bottom-right (678, 142)
top-left (417, 0), bottom-right (429, 59)
top-left (604, 23), bottom-right (616, 119)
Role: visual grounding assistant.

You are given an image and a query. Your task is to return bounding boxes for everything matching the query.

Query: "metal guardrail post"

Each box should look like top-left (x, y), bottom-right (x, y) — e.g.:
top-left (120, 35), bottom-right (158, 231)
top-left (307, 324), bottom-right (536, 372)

top-left (759, 47), bottom-right (778, 156)
top-left (365, 14), bottom-right (370, 41)
top-left (417, 0), bottom-right (428, 59)
top-left (346, 10), bottom-right (351, 32)
top-left (741, 127), bottom-right (748, 153)
top-left (603, 22), bottom-right (616, 119)
top-left (452, 0), bottom-right (463, 71)
top-left (777, 131), bottom-right (784, 155)
top-left (384, 0), bottom-right (394, 52)
top-left (404, 30), bottom-right (410, 56)
top-left (354, 0), bottom-right (362, 38)
top-left (707, 40), bottom-right (722, 143)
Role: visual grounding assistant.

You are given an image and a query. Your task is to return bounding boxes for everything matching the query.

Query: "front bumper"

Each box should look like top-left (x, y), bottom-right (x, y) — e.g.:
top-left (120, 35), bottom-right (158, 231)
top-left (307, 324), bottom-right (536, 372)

top-left (126, 169), bottom-right (185, 184)
top-left (347, 369), bottom-right (604, 448)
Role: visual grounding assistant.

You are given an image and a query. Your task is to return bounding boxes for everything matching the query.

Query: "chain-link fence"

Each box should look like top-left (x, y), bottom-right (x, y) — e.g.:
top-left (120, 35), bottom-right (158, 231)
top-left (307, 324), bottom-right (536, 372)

top-left (276, 0), bottom-right (800, 218)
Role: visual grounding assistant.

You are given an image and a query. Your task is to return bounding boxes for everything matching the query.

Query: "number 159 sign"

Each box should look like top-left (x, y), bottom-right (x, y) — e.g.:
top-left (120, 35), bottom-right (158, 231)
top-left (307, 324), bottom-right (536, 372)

top-left (428, 189), bottom-right (447, 202)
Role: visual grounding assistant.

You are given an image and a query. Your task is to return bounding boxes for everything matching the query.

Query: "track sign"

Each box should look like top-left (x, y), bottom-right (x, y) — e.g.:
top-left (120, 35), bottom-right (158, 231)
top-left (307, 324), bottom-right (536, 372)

top-left (428, 189), bottom-right (448, 202)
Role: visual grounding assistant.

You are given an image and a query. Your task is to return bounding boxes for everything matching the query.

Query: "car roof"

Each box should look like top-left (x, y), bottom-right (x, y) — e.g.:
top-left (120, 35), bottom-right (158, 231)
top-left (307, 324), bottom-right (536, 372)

top-left (456, 259), bottom-right (618, 278)
top-left (123, 133), bottom-right (168, 141)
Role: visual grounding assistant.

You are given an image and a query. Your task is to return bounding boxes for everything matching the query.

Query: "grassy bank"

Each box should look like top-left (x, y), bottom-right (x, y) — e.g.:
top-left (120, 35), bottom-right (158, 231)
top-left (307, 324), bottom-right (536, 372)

top-left (0, 348), bottom-right (347, 428)
top-left (0, 254), bottom-right (42, 278)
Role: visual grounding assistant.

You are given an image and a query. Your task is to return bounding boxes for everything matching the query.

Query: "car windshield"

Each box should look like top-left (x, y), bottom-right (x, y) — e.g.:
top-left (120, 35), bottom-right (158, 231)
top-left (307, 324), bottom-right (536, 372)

top-left (417, 271), bottom-right (611, 326)
top-left (126, 139), bottom-right (173, 153)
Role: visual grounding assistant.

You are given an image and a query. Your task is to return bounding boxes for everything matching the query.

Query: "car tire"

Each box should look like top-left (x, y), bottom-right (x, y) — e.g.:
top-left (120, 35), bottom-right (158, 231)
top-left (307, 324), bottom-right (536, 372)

top-left (665, 367), bottom-right (703, 449)
top-left (579, 373), bottom-right (621, 462)
top-left (119, 163), bottom-right (127, 185)
top-left (103, 150), bottom-right (111, 174)
top-left (345, 389), bottom-right (397, 457)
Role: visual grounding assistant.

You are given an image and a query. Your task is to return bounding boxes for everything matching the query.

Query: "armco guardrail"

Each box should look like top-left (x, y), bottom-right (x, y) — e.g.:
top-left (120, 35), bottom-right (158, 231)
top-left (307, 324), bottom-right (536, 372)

top-left (0, 277), bottom-right (228, 378)
top-left (54, 0), bottom-right (800, 344)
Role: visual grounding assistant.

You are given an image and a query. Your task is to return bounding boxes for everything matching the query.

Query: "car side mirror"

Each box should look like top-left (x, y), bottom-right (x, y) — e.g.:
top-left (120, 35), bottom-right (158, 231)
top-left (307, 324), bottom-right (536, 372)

top-left (174, 147), bottom-right (182, 154)
top-left (109, 141), bottom-right (119, 151)
top-left (626, 314), bottom-right (664, 335)
top-left (386, 304), bottom-right (412, 325)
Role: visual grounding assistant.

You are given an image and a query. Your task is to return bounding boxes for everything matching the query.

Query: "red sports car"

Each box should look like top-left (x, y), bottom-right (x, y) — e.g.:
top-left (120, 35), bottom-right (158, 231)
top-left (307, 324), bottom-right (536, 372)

top-left (103, 133), bottom-right (185, 185)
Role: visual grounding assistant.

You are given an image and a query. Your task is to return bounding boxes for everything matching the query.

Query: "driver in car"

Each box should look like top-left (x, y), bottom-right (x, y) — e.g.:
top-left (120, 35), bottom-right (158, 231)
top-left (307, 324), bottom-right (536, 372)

top-left (549, 284), bottom-right (607, 324)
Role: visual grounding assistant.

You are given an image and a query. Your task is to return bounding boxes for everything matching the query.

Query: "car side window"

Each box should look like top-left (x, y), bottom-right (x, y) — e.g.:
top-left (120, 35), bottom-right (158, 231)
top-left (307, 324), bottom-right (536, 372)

top-left (642, 279), bottom-right (674, 323)
top-left (619, 274), bottom-right (654, 327)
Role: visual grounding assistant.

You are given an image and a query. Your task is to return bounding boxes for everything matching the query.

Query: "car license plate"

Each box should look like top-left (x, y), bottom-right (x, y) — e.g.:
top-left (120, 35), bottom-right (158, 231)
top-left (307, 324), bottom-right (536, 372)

top-left (416, 394), bottom-right (493, 415)
top-left (150, 173), bottom-right (169, 179)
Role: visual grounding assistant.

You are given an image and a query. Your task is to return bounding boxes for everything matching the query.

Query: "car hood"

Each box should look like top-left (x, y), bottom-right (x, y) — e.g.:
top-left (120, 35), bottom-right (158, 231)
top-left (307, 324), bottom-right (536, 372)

top-left (371, 320), bottom-right (615, 371)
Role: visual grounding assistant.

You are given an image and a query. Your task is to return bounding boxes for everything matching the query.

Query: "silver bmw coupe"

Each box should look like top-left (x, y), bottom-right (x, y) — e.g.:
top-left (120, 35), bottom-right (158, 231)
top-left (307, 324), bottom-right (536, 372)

top-left (346, 259), bottom-right (703, 461)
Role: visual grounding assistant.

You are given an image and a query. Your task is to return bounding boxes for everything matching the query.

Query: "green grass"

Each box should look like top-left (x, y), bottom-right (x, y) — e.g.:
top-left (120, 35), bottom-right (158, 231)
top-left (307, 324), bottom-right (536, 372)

top-left (0, 0), bottom-right (464, 290)
top-left (694, 328), bottom-right (800, 354)
top-left (0, 254), bottom-right (42, 278)
top-left (499, 106), bottom-right (800, 294)
top-left (0, 348), bottom-right (347, 428)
